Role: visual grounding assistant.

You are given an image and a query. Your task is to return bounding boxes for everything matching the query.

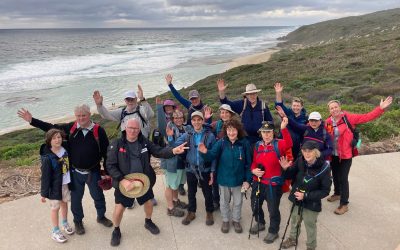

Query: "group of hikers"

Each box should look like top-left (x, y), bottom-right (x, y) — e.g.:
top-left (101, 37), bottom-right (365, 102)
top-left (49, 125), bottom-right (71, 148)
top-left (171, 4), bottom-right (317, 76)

top-left (17, 74), bottom-right (393, 249)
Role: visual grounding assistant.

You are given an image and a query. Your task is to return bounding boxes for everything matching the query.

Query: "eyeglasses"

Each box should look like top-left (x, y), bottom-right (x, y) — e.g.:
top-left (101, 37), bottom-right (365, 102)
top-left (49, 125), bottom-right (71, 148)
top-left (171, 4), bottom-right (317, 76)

top-left (125, 98), bottom-right (137, 102)
top-left (309, 119), bottom-right (320, 122)
top-left (126, 127), bottom-right (140, 131)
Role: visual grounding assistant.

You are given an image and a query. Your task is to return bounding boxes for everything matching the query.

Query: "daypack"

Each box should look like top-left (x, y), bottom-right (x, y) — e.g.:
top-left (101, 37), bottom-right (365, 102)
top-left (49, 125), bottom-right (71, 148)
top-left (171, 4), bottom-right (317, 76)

top-left (240, 98), bottom-right (267, 122)
top-left (149, 128), bottom-right (166, 147)
top-left (69, 121), bottom-right (100, 151)
top-left (342, 115), bottom-right (360, 156)
top-left (118, 106), bottom-right (147, 130)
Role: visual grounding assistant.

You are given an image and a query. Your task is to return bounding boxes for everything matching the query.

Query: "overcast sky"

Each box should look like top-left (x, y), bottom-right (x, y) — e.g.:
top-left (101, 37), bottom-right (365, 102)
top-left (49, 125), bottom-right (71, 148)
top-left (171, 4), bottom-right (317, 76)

top-left (0, 0), bottom-right (398, 28)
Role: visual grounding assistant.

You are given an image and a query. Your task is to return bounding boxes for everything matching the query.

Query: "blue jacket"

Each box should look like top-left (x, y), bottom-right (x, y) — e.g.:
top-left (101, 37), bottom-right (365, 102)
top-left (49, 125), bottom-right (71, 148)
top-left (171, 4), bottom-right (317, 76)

top-left (173, 126), bottom-right (216, 174)
top-left (220, 97), bottom-right (273, 145)
top-left (201, 137), bottom-right (252, 187)
top-left (162, 122), bottom-right (189, 173)
top-left (168, 84), bottom-right (211, 126)
top-left (275, 101), bottom-right (308, 158)
top-left (288, 118), bottom-right (333, 159)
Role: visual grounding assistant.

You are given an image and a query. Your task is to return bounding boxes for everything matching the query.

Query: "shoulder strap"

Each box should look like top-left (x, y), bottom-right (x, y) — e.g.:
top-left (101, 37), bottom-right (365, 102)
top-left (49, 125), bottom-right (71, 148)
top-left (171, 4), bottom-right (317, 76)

top-left (272, 139), bottom-right (280, 159)
top-left (240, 98), bottom-right (247, 117)
top-left (69, 121), bottom-right (78, 136)
top-left (261, 101), bottom-right (266, 122)
top-left (342, 115), bottom-right (355, 134)
top-left (216, 120), bottom-right (223, 135)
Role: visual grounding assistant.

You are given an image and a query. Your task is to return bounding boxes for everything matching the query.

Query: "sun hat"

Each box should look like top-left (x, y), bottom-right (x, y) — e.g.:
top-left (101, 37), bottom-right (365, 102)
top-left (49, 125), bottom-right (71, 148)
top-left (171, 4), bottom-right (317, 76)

top-left (219, 104), bottom-right (236, 115)
top-left (191, 111), bottom-right (204, 120)
top-left (125, 91), bottom-right (137, 99)
top-left (188, 90), bottom-right (200, 99)
top-left (119, 173), bottom-right (150, 198)
top-left (163, 99), bottom-right (176, 107)
top-left (258, 121), bottom-right (275, 132)
top-left (242, 83), bottom-right (261, 95)
top-left (308, 112), bottom-right (322, 121)
top-left (301, 140), bottom-right (319, 150)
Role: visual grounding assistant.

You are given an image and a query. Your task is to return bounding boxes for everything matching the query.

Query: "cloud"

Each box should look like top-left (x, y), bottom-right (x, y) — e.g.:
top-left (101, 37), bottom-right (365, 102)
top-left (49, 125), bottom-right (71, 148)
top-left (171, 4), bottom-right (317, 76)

top-left (0, 0), bottom-right (398, 28)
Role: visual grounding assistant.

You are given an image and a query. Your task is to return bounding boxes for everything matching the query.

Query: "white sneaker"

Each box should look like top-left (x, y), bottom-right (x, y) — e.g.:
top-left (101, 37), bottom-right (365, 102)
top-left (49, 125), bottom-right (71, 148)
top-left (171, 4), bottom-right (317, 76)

top-left (52, 230), bottom-right (67, 243)
top-left (63, 222), bottom-right (75, 235)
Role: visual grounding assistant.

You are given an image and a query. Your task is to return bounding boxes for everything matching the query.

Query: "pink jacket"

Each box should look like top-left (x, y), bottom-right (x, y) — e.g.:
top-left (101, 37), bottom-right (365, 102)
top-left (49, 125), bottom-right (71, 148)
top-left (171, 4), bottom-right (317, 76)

top-left (325, 107), bottom-right (384, 159)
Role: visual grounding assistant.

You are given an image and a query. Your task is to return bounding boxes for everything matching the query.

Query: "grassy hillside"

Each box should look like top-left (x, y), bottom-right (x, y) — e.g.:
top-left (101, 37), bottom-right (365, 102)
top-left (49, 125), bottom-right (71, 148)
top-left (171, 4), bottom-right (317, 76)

top-left (1, 8), bottom-right (399, 167)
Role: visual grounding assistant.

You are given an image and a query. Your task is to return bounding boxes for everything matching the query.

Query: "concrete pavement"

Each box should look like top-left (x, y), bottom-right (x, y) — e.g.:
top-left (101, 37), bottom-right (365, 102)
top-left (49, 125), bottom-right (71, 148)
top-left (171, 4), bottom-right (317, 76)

top-left (0, 152), bottom-right (399, 250)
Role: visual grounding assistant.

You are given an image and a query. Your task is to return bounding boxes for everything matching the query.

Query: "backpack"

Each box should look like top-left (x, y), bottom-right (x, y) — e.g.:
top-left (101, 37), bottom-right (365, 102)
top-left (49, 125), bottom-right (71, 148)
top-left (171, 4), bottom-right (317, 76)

top-left (150, 128), bottom-right (166, 147)
top-left (240, 98), bottom-right (267, 122)
top-left (342, 115), bottom-right (360, 156)
top-left (117, 106), bottom-right (147, 130)
top-left (69, 121), bottom-right (100, 151)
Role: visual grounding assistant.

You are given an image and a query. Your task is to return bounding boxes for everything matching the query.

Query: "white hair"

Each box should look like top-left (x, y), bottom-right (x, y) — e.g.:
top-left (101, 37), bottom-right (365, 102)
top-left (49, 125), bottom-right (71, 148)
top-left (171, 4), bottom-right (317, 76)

top-left (74, 104), bottom-right (91, 114)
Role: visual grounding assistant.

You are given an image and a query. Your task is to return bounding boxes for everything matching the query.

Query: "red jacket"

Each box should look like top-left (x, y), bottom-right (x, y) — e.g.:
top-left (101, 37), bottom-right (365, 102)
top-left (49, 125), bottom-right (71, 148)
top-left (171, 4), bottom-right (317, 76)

top-left (325, 107), bottom-right (384, 159)
top-left (251, 128), bottom-right (293, 185)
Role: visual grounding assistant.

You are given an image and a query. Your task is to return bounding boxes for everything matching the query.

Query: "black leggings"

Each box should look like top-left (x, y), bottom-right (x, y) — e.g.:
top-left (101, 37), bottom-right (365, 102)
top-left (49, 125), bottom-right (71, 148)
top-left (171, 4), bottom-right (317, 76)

top-left (331, 156), bottom-right (352, 205)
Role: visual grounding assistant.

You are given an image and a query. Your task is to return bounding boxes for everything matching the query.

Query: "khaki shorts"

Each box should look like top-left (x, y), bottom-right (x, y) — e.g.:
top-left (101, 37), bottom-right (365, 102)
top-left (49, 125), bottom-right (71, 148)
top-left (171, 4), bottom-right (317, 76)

top-left (49, 184), bottom-right (71, 210)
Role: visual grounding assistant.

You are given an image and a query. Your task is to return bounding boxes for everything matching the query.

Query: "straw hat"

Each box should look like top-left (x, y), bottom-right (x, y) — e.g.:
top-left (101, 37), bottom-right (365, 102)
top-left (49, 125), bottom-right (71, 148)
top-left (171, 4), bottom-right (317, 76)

top-left (119, 173), bottom-right (150, 198)
top-left (242, 83), bottom-right (261, 95)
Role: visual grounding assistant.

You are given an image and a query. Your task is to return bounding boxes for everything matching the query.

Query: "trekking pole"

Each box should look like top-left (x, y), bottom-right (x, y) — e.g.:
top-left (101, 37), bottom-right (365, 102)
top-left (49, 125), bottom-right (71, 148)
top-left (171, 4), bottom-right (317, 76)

top-left (256, 176), bottom-right (261, 238)
top-left (248, 178), bottom-right (261, 239)
top-left (294, 202), bottom-right (304, 250)
top-left (278, 201), bottom-right (297, 250)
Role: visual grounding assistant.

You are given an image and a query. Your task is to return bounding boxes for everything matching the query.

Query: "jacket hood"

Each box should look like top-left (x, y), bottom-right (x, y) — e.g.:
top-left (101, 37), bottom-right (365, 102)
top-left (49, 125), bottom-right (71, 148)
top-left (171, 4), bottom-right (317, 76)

top-left (40, 144), bottom-right (52, 157)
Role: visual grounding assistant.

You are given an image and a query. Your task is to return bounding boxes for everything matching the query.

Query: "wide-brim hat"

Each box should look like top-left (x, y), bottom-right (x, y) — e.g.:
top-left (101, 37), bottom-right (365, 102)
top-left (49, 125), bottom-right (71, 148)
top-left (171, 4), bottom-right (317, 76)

top-left (119, 173), bottom-right (150, 198)
top-left (219, 104), bottom-right (237, 115)
top-left (242, 83), bottom-right (261, 95)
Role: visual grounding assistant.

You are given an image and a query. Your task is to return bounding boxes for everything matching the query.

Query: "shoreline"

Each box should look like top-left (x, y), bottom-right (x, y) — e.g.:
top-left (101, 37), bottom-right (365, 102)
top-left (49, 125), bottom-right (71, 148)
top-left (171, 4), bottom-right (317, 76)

top-left (0, 47), bottom-right (279, 136)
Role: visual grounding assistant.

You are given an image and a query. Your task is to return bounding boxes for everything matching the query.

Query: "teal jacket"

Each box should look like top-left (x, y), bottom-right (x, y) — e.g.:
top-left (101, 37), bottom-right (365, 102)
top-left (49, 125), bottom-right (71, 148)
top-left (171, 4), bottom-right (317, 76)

top-left (201, 137), bottom-right (252, 187)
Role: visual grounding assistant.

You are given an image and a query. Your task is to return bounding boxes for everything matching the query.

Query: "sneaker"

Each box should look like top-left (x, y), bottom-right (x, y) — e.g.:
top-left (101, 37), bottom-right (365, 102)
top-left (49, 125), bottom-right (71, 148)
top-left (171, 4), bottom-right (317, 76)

top-left (62, 222), bottom-right (75, 235)
top-left (232, 221), bottom-right (243, 233)
top-left (178, 185), bottom-right (186, 196)
top-left (182, 212), bottom-right (196, 225)
top-left (151, 198), bottom-right (158, 206)
top-left (206, 212), bottom-right (214, 226)
top-left (281, 237), bottom-right (297, 249)
top-left (263, 232), bottom-right (279, 244)
top-left (173, 199), bottom-right (188, 209)
top-left (327, 194), bottom-right (340, 202)
top-left (110, 229), bottom-right (121, 246)
top-left (167, 207), bottom-right (185, 217)
top-left (249, 222), bottom-right (265, 235)
top-left (334, 205), bottom-right (349, 215)
top-left (97, 216), bottom-right (113, 227)
top-left (144, 219), bottom-right (160, 235)
top-left (221, 221), bottom-right (230, 233)
top-left (51, 230), bottom-right (67, 243)
top-left (74, 221), bottom-right (85, 235)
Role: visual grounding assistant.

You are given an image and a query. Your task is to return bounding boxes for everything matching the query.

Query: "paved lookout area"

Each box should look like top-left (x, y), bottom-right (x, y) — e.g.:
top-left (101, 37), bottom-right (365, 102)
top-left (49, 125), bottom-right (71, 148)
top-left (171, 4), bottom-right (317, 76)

top-left (1, 152), bottom-right (399, 250)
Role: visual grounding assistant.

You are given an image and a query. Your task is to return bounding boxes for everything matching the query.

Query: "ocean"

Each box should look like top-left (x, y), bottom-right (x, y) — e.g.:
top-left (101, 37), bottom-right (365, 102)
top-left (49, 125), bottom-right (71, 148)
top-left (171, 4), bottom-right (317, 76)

top-left (0, 27), bottom-right (294, 134)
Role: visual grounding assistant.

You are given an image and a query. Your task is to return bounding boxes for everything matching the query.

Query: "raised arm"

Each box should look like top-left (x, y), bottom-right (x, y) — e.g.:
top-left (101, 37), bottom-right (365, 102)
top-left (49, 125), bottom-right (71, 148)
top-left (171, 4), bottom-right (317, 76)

top-left (274, 82), bottom-right (283, 103)
top-left (93, 90), bottom-right (121, 122)
top-left (166, 74), bottom-right (191, 109)
top-left (18, 108), bottom-right (68, 133)
top-left (348, 96), bottom-right (392, 125)
top-left (217, 79), bottom-right (227, 100)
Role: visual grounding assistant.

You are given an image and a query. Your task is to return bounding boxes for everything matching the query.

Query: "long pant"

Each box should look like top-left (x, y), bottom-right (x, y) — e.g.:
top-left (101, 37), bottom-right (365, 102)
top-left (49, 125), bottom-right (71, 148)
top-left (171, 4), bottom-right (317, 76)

top-left (212, 171), bottom-right (220, 206)
top-left (288, 204), bottom-right (319, 249)
top-left (219, 185), bottom-right (243, 222)
top-left (70, 168), bottom-right (106, 222)
top-left (331, 156), bottom-right (352, 205)
top-left (251, 182), bottom-right (283, 234)
top-left (186, 172), bottom-right (214, 213)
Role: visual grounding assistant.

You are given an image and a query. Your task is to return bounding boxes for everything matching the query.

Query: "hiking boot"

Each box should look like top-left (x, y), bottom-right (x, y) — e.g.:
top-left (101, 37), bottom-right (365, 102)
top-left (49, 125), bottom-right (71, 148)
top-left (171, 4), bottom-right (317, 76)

top-left (178, 185), bottom-right (186, 196)
top-left (327, 194), bottom-right (340, 202)
top-left (232, 221), bottom-right (243, 233)
top-left (263, 232), bottom-right (279, 244)
top-left (62, 222), bottom-right (75, 235)
top-left (51, 230), bottom-right (67, 243)
top-left (167, 207), bottom-right (185, 217)
top-left (281, 237), bottom-right (297, 249)
top-left (74, 221), bottom-right (85, 235)
top-left (173, 199), bottom-right (188, 209)
top-left (206, 212), bottom-right (214, 226)
top-left (144, 219), bottom-right (160, 235)
top-left (249, 222), bottom-right (265, 235)
top-left (97, 216), bottom-right (113, 227)
top-left (110, 228), bottom-right (121, 246)
top-left (221, 221), bottom-right (230, 233)
top-left (334, 205), bottom-right (349, 215)
top-left (182, 212), bottom-right (196, 225)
